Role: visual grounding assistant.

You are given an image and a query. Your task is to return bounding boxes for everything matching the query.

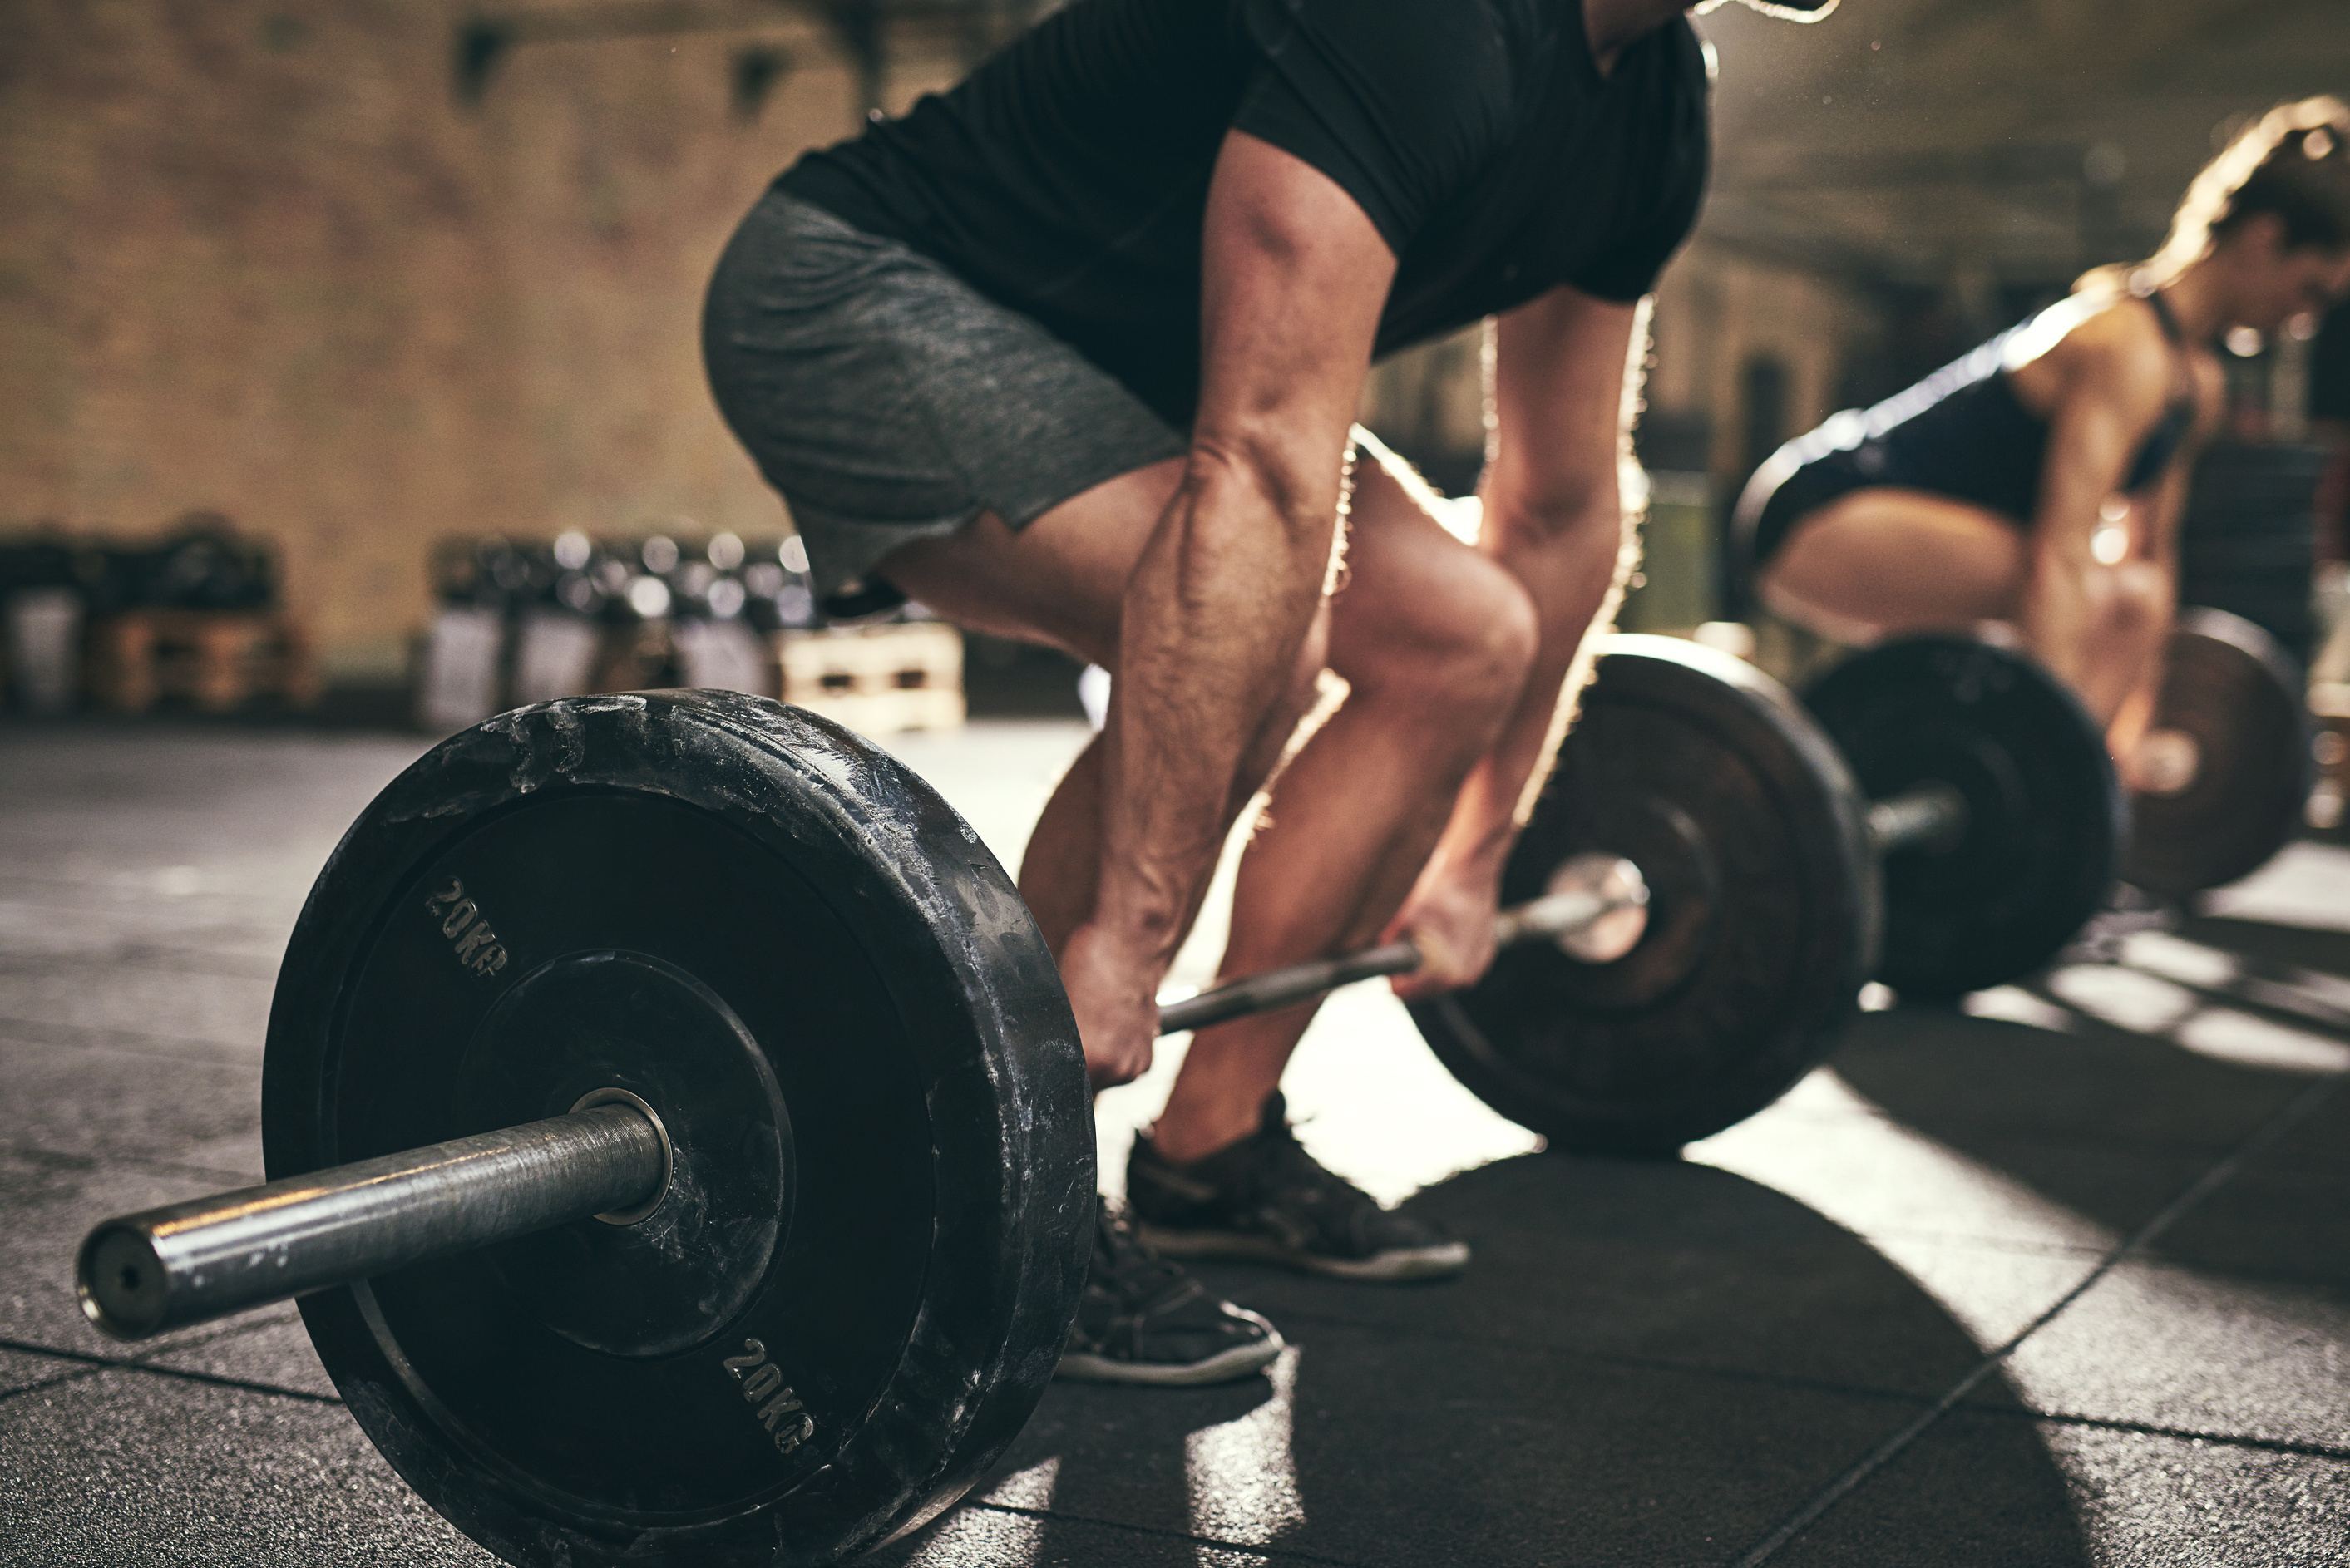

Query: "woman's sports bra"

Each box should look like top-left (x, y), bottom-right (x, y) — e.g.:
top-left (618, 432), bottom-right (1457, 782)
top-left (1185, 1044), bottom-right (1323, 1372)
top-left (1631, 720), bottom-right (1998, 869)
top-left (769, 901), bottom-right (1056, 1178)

top-left (1759, 289), bottom-right (2199, 530)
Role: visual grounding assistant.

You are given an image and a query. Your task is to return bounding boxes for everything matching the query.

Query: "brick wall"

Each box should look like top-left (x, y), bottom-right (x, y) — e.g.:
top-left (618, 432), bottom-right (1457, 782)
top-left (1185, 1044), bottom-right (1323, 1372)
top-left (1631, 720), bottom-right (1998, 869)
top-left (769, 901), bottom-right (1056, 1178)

top-left (0, 1), bottom-right (891, 678)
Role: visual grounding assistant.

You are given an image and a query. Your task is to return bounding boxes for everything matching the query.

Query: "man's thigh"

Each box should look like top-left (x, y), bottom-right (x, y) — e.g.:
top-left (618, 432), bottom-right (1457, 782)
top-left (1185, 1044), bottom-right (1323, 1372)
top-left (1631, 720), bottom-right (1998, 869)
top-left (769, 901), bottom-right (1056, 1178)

top-left (1326, 451), bottom-right (1529, 686)
top-left (875, 457), bottom-right (1187, 668)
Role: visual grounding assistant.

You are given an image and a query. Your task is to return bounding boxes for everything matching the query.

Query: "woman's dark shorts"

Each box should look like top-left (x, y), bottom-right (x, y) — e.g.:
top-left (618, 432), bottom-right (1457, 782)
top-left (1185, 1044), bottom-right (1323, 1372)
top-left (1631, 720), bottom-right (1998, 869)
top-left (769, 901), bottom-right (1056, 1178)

top-left (703, 190), bottom-right (1188, 609)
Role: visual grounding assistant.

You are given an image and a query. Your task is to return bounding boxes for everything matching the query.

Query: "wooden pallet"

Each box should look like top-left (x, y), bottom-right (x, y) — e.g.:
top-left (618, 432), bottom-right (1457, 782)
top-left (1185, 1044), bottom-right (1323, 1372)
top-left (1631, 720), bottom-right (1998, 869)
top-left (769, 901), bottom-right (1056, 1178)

top-left (86, 609), bottom-right (321, 715)
top-left (776, 623), bottom-right (965, 734)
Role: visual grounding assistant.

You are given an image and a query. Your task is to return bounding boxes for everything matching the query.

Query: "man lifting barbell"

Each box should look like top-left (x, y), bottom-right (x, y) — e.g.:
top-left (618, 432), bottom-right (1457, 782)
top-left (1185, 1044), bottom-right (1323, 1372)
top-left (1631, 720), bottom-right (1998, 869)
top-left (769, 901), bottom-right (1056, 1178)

top-left (1737, 98), bottom-right (2350, 783)
top-left (704, 0), bottom-right (1835, 1385)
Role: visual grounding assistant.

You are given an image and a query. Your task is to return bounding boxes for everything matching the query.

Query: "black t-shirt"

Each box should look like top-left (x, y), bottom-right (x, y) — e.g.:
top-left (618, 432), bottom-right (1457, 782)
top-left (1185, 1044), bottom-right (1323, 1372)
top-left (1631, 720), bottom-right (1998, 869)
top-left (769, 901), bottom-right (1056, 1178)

top-left (778, 0), bottom-right (1710, 427)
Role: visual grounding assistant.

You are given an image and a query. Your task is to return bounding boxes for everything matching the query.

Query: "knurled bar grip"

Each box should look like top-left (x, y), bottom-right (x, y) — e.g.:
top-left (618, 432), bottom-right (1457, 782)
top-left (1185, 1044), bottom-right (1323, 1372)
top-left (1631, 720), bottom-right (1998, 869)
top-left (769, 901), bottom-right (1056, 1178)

top-left (77, 1102), bottom-right (667, 1342)
top-left (1157, 884), bottom-right (1637, 1036)
top-left (1865, 782), bottom-right (1971, 857)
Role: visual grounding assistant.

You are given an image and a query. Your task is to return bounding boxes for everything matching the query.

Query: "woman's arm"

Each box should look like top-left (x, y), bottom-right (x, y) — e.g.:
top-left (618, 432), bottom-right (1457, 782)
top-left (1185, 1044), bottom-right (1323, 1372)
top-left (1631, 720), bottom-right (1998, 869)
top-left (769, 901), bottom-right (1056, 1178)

top-left (2017, 310), bottom-right (2178, 720)
top-left (2106, 349), bottom-right (2225, 767)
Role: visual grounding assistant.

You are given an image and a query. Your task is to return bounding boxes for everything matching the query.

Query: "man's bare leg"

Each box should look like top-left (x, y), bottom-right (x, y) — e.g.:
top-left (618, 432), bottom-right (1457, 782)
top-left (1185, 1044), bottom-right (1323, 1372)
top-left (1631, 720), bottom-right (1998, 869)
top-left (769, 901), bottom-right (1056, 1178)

top-left (876, 457), bottom-right (1331, 957)
top-left (1148, 461), bottom-right (1540, 1164)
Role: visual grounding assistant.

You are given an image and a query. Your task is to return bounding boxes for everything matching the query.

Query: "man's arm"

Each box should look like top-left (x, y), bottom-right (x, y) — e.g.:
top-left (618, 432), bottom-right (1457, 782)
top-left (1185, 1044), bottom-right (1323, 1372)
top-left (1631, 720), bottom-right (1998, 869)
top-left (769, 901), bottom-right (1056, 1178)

top-left (1388, 284), bottom-right (1642, 998)
top-left (1063, 129), bottom-right (1396, 1087)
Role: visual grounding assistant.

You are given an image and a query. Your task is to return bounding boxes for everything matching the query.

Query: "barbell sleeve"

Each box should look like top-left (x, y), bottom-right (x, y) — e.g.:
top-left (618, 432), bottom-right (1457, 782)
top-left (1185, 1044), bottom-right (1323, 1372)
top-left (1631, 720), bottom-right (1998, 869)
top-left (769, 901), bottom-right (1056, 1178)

top-left (1865, 782), bottom-right (1970, 857)
top-left (77, 1100), bottom-right (669, 1342)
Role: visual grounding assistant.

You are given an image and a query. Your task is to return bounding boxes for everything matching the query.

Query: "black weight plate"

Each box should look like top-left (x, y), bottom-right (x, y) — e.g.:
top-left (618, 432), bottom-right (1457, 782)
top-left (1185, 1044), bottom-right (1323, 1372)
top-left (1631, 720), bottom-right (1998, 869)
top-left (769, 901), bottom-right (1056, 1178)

top-left (1804, 637), bottom-right (2122, 998)
top-left (262, 692), bottom-right (1090, 1567)
top-left (2124, 607), bottom-right (2315, 899)
top-left (1410, 636), bottom-right (1874, 1156)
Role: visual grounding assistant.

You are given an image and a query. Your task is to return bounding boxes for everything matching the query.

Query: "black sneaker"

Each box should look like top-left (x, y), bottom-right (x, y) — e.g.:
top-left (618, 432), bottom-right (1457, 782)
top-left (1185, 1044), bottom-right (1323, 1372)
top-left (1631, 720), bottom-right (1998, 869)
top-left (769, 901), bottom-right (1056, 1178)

top-left (1128, 1093), bottom-right (1470, 1281)
top-left (1057, 1201), bottom-right (1285, 1386)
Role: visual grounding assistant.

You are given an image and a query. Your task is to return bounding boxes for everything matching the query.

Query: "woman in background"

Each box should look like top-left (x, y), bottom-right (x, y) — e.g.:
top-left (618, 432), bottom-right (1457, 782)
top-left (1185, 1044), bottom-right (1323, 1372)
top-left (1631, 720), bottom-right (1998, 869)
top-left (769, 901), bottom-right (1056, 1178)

top-left (1737, 97), bottom-right (2350, 777)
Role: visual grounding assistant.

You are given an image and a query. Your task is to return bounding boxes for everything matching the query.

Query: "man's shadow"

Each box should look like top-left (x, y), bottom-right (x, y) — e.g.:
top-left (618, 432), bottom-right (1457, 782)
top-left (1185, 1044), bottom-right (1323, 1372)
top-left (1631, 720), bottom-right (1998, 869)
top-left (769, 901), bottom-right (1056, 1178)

top-left (876, 1152), bottom-right (2091, 1566)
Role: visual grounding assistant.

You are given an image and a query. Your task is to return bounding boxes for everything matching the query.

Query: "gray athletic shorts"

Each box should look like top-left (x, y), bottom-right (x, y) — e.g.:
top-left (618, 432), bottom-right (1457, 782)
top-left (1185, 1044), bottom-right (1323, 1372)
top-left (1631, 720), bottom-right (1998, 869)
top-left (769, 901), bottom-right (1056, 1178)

top-left (703, 190), bottom-right (1189, 608)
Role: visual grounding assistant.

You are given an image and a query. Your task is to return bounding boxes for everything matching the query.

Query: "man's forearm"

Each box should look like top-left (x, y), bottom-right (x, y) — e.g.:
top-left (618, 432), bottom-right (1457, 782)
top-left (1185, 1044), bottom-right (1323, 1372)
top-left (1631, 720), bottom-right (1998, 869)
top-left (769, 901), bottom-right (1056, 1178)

top-left (1090, 451), bottom-right (1341, 964)
top-left (1425, 500), bottom-right (1633, 880)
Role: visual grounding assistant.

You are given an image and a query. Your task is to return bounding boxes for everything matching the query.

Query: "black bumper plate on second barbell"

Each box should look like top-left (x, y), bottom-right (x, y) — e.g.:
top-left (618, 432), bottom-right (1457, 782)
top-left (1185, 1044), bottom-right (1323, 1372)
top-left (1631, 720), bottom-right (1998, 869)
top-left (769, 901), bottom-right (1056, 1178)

top-left (2124, 607), bottom-right (2313, 900)
top-left (1804, 635), bottom-right (2122, 999)
top-left (261, 692), bottom-right (1091, 1567)
top-left (1410, 635), bottom-right (1876, 1156)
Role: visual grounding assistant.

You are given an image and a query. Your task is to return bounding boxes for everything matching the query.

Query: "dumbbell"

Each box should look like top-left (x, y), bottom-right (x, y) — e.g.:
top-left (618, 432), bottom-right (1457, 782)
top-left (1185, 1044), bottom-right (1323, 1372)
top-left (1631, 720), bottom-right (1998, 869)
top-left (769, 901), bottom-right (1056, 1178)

top-left (2121, 607), bottom-right (2314, 900)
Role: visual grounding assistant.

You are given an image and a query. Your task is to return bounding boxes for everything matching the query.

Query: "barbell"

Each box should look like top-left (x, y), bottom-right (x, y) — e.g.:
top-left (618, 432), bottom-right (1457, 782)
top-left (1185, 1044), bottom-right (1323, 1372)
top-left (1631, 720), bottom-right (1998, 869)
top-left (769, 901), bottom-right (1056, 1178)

top-left (2121, 607), bottom-right (2314, 900)
top-left (70, 633), bottom-right (2125, 1565)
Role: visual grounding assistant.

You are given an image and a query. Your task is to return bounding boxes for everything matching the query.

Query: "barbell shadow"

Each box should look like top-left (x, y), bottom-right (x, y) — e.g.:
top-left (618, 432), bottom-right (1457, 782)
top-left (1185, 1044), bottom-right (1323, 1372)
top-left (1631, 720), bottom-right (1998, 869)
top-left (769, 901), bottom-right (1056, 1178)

top-left (876, 1154), bottom-right (2091, 1566)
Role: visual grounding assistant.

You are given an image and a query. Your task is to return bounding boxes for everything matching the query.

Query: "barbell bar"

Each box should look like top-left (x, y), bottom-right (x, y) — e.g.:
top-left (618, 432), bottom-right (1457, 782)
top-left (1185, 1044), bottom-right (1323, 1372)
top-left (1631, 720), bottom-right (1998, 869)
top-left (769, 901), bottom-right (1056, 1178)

top-left (77, 680), bottom-right (1989, 1350)
top-left (83, 858), bottom-right (1655, 1342)
top-left (57, 632), bottom-right (2125, 1566)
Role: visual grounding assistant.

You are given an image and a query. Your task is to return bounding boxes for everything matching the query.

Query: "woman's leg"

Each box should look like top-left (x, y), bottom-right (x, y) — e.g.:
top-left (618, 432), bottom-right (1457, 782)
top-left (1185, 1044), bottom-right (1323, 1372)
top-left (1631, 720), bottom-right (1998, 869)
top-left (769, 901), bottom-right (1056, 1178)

top-left (1757, 486), bottom-right (2029, 641)
top-left (1760, 484), bottom-right (2176, 753)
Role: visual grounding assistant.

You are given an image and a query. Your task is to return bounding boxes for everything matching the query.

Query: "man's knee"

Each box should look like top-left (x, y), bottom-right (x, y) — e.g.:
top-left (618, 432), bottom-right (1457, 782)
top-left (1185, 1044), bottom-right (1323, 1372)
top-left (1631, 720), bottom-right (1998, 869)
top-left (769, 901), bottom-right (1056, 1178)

top-left (1365, 565), bottom-right (1539, 718)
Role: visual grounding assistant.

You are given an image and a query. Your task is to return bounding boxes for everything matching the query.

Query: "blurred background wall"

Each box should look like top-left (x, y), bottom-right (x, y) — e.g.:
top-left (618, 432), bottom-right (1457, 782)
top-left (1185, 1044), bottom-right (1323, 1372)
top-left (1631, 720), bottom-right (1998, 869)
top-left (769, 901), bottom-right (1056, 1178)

top-left (3, 0), bottom-right (2349, 690)
top-left (0, 0), bottom-right (981, 685)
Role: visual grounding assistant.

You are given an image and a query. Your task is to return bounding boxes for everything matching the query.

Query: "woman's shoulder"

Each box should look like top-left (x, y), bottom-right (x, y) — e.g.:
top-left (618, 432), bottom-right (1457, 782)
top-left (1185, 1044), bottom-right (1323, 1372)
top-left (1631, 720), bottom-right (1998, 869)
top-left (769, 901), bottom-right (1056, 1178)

top-left (2007, 287), bottom-right (2176, 411)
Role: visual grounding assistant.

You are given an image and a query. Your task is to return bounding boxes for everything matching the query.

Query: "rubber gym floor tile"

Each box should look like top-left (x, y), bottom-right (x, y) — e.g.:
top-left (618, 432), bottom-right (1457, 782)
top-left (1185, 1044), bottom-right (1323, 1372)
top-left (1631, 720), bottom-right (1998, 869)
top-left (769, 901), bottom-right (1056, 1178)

top-left (878, 1494), bottom-right (1306, 1568)
top-left (1189, 1151), bottom-right (2080, 1403)
top-left (945, 1328), bottom-right (2016, 1567)
top-left (1767, 1415), bottom-right (2350, 1567)
top-left (1994, 1260), bottom-right (2350, 1451)
top-left (2179, 913), bottom-right (2350, 981)
top-left (130, 1312), bottom-right (340, 1403)
top-left (0, 889), bottom-right (290, 969)
top-left (2198, 842), bottom-right (2350, 939)
top-left (2150, 1149), bottom-right (2350, 1289)
top-left (1824, 1005), bottom-right (2313, 1160)
top-left (0, 965), bottom-right (276, 1059)
top-left (0, 1370), bottom-right (497, 1567)
top-left (1699, 1069), bottom-right (2216, 1254)
top-left (0, 1039), bottom-right (263, 1175)
top-left (0, 1343), bottom-right (85, 1395)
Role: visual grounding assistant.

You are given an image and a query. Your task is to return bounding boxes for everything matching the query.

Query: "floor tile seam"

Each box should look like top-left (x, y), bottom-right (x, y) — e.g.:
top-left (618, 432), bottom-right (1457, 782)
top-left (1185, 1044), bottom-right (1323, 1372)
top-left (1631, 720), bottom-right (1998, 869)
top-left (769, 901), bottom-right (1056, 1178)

top-left (0, 1312), bottom-right (311, 1388)
top-left (0, 952), bottom-right (279, 981)
top-left (97, 1356), bottom-right (344, 1407)
top-left (1723, 1069), bottom-right (2345, 1568)
top-left (1701, 1112), bottom-right (2283, 1167)
top-left (0, 1017), bottom-right (262, 1064)
top-left (1832, 1225), bottom-right (2109, 1260)
top-left (0, 1363), bottom-right (111, 1407)
top-left (0, 869), bottom-right (298, 900)
top-left (2, 1140), bottom-right (262, 1186)
top-left (1953, 1399), bottom-right (2350, 1462)
top-left (958, 1500), bottom-right (1364, 1566)
top-left (2103, 1243), bottom-right (2350, 1293)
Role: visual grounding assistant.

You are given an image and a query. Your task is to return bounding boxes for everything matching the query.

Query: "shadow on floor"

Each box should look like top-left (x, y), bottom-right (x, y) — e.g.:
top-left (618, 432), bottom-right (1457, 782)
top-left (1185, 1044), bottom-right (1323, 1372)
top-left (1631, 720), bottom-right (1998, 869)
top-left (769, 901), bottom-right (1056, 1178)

top-left (1834, 913), bottom-right (2350, 1283)
top-left (876, 1155), bottom-right (2090, 1568)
